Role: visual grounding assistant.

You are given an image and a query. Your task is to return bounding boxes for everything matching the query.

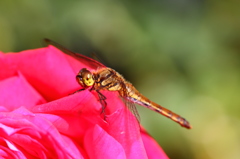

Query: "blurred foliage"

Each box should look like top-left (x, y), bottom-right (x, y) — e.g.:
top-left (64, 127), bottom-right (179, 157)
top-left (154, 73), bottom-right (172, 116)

top-left (1, 0), bottom-right (240, 159)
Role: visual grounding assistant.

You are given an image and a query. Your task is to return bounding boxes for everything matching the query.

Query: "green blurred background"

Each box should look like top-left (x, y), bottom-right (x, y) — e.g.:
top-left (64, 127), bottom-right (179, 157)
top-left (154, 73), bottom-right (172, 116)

top-left (1, 0), bottom-right (240, 159)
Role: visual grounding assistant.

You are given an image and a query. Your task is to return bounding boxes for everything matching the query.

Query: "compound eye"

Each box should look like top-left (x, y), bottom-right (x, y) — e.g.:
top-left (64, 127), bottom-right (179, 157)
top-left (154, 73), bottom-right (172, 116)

top-left (77, 68), bottom-right (94, 87)
top-left (76, 74), bottom-right (84, 87)
top-left (82, 72), bottom-right (94, 86)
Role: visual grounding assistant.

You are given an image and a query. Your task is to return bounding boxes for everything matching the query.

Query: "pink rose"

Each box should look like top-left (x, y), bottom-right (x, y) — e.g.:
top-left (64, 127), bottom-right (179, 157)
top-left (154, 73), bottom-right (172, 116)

top-left (0, 45), bottom-right (168, 159)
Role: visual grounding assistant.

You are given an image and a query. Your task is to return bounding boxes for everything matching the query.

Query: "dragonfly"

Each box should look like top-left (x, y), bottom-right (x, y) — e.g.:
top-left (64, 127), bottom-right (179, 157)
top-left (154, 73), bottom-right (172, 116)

top-left (44, 39), bottom-right (192, 129)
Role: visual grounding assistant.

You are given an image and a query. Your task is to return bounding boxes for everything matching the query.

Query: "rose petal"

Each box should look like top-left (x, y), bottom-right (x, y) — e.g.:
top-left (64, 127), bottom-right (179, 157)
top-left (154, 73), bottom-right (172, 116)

top-left (0, 138), bottom-right (26, 159)
top-left (106, 109), bottom-right (148, 159)
top-left (0, 107), bottom-right (83, 158)
top-left (1, 46), bottom-right (83, 101)
top-left (0, 72), bottom-right (45, 111)
top-left (84, 125), bottom-right (126, 159)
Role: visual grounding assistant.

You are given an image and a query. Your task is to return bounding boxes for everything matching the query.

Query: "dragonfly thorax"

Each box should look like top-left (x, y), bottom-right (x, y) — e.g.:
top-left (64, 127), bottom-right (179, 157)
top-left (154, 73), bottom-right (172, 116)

top-left (76, 68), bottom-right (95, 87)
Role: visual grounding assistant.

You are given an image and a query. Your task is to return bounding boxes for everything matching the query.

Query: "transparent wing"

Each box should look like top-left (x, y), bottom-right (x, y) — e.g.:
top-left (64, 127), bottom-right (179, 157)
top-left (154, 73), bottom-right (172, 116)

top-left (44, 38), bottom-right (106, 70)
top-left (118, 82), bottom-right (141, 124)
top-left (121, 97), bottom-right (141, 124)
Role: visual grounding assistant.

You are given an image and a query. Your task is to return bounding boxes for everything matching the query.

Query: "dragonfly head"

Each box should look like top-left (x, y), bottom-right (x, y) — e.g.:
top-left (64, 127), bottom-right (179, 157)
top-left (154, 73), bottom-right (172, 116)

top-left (76, 68), bottom-right (95, 87)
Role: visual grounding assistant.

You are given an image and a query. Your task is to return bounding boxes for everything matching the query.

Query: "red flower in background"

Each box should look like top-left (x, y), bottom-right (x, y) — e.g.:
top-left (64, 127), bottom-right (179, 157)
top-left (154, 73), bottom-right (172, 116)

top-left (0, 45), bottom-right (168, 159)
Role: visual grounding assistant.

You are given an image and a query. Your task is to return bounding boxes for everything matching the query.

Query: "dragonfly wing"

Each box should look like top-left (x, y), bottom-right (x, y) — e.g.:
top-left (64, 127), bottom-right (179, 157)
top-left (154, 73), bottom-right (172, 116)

top-left (121, 96), bottom-right (141, 124)
top-left (118, 82), bottom-right (141, 123)
top-left (44, 38), bottom-right (106, 70)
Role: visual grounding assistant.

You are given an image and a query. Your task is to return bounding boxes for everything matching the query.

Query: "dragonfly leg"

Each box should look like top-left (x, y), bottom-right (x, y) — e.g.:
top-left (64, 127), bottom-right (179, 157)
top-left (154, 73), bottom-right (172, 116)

top-left (89, 86), bottom-right (95, 91)
top-left (69, 88), bottom-right (85, 95)
top-left (96, 90), bottom-right (107, 120)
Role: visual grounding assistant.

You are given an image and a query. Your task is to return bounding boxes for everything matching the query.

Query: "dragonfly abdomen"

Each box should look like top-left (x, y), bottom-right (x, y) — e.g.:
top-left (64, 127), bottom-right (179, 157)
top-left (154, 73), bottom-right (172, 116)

top-left (125, 83), bottom-right (191, 129)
